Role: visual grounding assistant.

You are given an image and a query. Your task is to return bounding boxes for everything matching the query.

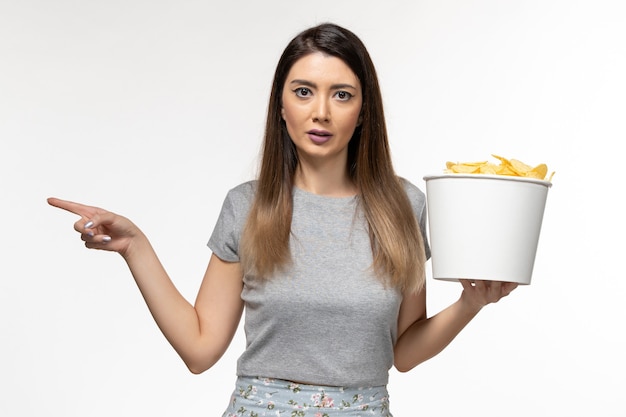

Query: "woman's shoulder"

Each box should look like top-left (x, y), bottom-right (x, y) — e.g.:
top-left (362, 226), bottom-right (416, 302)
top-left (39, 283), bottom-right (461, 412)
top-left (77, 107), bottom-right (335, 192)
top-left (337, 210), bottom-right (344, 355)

top-left (229, 179), bottom-right (257, 194)
top-left (225, 180), bottom-right (258, 201)
top-left (398, 176), bottom-right (426, 203)
top-left (218, 181), bottom-right (258, 216)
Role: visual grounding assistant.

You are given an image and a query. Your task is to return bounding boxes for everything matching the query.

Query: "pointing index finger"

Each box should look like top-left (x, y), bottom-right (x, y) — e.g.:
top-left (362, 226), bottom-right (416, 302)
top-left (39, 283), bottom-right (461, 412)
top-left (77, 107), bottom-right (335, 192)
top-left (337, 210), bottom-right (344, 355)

top-left (47, 197), bottom-right (96, 218)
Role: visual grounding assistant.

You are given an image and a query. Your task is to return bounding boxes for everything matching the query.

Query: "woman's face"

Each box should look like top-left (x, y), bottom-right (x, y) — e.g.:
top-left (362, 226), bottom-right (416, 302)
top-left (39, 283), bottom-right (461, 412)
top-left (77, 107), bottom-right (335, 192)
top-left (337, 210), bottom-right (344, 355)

top-left (281, 52), bottom-right (362, 167)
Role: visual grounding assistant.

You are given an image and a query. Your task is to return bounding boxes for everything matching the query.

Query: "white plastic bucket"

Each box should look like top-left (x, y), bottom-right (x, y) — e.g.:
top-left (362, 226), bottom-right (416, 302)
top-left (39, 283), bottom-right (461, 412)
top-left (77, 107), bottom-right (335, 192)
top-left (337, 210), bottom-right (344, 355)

top-left (423, 174), bottom-right (552, 285)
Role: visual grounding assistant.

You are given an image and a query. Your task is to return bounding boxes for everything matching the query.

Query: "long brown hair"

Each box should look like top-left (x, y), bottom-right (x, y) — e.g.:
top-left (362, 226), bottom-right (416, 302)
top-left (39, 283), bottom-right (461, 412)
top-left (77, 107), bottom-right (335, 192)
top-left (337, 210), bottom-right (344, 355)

top-left (241, 23), bottom-right (426, 293)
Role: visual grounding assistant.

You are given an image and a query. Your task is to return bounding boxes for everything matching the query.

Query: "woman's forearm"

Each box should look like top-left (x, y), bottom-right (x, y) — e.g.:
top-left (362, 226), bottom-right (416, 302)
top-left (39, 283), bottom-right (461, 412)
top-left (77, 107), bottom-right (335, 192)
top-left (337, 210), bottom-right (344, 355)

top-left (121, 234), bottom-right (206, 364)
top-left (394, 297), bottom-right (481, 372)
top-left (121, 236), bottom-right (244, 373)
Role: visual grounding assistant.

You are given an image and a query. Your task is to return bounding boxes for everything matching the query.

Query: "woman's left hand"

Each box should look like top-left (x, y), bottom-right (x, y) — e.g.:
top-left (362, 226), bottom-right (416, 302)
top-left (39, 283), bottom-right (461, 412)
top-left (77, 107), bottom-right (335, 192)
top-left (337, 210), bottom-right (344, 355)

top-left (459, 279), bottom-right (518, 311)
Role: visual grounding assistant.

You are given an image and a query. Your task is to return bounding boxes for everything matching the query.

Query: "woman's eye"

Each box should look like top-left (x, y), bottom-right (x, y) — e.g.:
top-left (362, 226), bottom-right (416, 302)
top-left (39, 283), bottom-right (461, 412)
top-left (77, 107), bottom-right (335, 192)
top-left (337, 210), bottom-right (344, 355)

top-left (335, 91), bottom-right (353, 101)
top-left (294, 87), bottom-right (311, 97)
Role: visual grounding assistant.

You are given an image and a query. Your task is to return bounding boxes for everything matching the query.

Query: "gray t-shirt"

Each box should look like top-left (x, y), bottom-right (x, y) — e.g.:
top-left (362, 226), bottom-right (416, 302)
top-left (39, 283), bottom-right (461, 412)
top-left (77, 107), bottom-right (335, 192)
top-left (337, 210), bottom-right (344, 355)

top-left (208, 179), bottom-right (430, 387)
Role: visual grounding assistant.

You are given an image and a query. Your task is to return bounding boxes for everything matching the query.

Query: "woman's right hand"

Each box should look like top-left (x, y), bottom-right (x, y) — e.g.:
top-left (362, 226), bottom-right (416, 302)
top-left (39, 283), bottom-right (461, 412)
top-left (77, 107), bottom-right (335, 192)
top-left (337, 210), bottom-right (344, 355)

top-left (47, 197), bottom-right (141, 257)
top-left (48, 197), bottom-right (245, 373)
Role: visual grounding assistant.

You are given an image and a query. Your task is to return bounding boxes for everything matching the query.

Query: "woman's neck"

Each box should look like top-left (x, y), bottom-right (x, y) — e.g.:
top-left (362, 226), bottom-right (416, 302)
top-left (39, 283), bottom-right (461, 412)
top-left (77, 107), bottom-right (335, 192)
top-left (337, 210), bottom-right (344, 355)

top-left (294, 159), bottom-right (357, 197)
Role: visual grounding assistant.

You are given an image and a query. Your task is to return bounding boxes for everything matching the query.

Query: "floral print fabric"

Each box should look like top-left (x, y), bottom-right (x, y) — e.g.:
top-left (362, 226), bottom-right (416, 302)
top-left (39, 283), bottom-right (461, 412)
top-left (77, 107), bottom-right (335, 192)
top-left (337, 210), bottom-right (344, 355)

top-left (221, 376), bottom-right (393, 417)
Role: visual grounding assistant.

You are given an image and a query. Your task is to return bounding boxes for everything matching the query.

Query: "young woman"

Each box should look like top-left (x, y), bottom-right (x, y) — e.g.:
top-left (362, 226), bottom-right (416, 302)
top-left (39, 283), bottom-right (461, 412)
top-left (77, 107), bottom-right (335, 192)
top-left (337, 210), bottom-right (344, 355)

top-left (48, 23), bottom-right (517, 416)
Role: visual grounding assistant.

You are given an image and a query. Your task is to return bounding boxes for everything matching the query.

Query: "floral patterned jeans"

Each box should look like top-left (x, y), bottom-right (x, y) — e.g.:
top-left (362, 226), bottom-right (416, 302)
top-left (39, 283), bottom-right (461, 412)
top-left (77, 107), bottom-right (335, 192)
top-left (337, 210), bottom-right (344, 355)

top-left (221, 376), bottom-right (393, 417)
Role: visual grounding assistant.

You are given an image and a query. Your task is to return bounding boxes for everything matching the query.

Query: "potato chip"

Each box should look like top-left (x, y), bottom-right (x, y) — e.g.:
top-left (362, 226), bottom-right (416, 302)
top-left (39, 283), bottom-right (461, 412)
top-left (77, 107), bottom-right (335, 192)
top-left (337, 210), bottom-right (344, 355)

top-left (445, 154), bottom-right (554, 181)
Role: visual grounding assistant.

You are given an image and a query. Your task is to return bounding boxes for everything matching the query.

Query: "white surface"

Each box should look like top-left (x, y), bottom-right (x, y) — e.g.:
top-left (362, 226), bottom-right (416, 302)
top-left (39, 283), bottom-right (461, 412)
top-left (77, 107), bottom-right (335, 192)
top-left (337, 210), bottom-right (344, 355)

top-left (2, 1), bottom-right (625, 416)
top-left (425, 174), bottom-right (550, 284)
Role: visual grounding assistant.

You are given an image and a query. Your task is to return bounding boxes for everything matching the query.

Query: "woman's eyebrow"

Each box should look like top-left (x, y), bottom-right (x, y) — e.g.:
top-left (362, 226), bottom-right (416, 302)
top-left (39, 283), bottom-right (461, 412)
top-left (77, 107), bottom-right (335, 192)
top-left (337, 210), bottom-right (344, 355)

top-left (289, 79), bottom-right (358, 91)
top-left (289, 79), bottom-right (316, 88)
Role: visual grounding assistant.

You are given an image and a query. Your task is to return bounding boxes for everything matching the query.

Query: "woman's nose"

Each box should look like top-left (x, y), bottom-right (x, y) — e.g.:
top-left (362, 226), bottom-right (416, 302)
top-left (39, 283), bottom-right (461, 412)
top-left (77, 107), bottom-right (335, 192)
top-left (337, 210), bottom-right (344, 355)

top-left (312, 98), bottom-right (330, 122)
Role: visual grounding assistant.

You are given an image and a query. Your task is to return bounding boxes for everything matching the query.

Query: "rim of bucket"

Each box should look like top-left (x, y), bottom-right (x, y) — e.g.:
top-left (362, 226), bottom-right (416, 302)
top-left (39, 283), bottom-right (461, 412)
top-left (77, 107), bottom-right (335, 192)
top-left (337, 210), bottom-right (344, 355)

top-left (423, 173), bottom-right (553, 188)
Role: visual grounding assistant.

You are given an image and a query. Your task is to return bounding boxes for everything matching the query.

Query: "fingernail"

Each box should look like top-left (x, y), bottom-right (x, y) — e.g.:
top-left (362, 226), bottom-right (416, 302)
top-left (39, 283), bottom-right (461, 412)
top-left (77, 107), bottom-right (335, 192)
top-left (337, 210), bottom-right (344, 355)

top-left (84, 221), bottom-right (94, 229)
top-left (102, 236), bottom-right (112, 243)
top-left (87, 231), bottom-right (94, 237)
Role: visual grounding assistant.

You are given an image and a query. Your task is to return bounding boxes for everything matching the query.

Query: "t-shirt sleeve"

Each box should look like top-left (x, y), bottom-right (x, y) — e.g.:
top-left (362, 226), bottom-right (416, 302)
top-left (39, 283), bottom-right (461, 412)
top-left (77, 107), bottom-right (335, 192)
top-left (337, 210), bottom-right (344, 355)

top-left (400, 177), bottom-right (432, 260)
top-left (207, 182), bottom-right (255, 262)
top-left (417, 195), bottom-right (431, 261)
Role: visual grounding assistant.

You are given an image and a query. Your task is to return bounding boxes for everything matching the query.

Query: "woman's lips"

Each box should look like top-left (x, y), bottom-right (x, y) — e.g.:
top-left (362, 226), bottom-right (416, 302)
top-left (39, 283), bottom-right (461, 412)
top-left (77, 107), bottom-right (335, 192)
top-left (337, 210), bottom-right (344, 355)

top-left (307, 129), bottom-right (332, 144)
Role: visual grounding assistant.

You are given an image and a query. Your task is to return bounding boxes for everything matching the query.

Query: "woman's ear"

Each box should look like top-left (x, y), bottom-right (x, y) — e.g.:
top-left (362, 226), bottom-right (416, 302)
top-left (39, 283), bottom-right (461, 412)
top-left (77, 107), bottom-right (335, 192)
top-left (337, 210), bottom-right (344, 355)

top-left (356, 105), bottom-right (364, 126)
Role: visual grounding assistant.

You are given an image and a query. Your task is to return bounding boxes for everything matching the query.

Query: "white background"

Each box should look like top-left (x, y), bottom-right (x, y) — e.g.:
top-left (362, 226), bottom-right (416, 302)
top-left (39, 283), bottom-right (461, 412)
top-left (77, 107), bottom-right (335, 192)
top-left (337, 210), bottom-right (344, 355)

top-left (2, 0), bottom-right (625, 416)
